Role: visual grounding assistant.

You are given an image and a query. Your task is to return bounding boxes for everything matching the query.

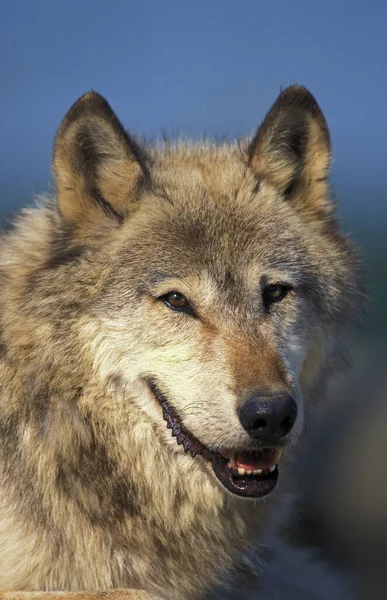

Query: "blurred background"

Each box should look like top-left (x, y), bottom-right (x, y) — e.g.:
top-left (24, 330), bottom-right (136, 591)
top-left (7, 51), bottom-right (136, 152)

top-left (1, 1), bottom-right (386, 598)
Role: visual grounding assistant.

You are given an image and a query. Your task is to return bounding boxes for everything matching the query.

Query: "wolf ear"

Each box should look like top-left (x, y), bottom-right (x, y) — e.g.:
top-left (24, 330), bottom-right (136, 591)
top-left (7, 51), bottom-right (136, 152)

top-left (54, 91), bottom-right (147, 231)
top-left (249, 85), bottom-right (332, 219)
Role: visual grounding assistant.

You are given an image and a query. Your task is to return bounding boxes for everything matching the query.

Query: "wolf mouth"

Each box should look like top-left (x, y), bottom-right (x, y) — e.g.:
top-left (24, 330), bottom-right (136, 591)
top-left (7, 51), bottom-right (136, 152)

top-left (147, 380), bottom-right (280, 499)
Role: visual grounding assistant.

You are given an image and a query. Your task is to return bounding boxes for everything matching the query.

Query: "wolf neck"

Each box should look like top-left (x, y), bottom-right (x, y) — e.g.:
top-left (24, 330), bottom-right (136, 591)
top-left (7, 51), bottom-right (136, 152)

top-left (107, 402), bottom-right (266, 595)
top-left (0, 376), bottom-right (265, 596)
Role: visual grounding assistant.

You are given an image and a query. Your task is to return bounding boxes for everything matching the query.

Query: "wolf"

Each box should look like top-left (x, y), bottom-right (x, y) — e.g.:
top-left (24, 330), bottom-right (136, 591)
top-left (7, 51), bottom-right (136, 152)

top-left (0, 86), bottom-right (363, 599)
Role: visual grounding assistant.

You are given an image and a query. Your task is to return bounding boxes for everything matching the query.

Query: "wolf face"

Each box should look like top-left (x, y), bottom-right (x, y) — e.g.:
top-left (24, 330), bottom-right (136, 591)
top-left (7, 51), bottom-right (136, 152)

top-left (49, 87), bottom-right (362, 500)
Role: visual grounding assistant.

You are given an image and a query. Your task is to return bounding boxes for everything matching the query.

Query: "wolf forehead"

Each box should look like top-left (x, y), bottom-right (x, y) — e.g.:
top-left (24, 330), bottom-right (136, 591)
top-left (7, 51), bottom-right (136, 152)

top-left (95, 141), bottom-right (318, 280)
top-left (98, 154), bottom-right (305, 275)
top-left (118, 155), bottom-right (307, 252)
top-left (104, 151), bottom-right (329, 292)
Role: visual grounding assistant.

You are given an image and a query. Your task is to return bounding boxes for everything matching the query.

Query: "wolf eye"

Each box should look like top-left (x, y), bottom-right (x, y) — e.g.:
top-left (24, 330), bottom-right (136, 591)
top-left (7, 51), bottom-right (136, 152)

top-left (263, 284), bottom-right (292, 306)
top-left (162, 292), bottom-right (195, 316)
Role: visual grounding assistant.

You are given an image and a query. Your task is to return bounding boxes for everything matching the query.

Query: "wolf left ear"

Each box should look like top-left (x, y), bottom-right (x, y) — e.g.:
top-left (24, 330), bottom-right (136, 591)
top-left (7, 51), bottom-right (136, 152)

top-left (54, 91), bottom-right (148, 232)
top-left (249, 85), bottom-right (332, 219)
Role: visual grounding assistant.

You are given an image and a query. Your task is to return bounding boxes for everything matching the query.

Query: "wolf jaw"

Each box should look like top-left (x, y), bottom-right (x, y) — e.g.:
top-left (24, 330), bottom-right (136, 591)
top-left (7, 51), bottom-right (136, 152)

top-left (147, 380), bottom-right (282, 499)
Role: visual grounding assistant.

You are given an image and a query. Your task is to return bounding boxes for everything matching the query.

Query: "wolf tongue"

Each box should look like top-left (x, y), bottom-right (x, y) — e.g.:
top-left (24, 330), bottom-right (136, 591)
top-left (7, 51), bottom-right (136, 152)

top-left (235, 449), bottom-right (277, 471)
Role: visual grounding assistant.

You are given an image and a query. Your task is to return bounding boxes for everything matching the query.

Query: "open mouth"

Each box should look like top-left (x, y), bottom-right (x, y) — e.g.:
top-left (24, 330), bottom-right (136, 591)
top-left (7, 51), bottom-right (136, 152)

top-left (148, 381), bottom-right (282, 499)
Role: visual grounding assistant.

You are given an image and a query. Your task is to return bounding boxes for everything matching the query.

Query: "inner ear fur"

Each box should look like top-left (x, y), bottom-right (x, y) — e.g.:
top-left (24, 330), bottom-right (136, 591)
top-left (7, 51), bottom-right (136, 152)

top-left (53, 91), bottom-right (147, 232)
top-left (249, 85), bottom-right (332, 219)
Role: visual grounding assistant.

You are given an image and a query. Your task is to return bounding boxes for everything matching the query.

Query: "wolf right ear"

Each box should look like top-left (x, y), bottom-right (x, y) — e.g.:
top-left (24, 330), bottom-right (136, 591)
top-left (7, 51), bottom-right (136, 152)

top-left (54, 91), bottom-right (148, 233)
top-left (249, 85), bottom-right (332, 219)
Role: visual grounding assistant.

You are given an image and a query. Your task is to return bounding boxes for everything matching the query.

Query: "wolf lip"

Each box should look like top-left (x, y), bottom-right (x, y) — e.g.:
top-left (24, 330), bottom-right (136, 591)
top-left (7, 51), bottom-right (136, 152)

top-left (212, 456), bottom-right (279, 498)
top-left (147, 380), bottom-right (280, 499)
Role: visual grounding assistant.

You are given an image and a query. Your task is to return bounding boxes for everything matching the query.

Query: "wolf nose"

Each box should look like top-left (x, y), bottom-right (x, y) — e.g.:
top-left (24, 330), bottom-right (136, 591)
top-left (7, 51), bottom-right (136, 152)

top-left (238, 392), bottom-right (297, 440)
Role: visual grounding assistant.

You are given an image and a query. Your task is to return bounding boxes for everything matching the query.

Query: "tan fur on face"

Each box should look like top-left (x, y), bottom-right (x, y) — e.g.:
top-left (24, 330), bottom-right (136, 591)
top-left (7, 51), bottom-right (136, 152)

top-left (226, 334), bottom-right (289, 401)
top-left (0, 87), bottom-right (364, 599)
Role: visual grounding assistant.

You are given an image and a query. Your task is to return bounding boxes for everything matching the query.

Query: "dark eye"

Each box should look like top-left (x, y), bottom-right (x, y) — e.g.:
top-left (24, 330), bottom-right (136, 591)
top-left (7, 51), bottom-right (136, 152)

top-left (162, 292), bottom-right (195, 316)
top-left (263, 283), bottom-right (292, 306)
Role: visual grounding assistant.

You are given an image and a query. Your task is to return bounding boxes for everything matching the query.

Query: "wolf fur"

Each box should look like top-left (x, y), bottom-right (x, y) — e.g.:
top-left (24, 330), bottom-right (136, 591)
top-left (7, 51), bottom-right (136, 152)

top-left (0, 86), bottom-right (363, 599)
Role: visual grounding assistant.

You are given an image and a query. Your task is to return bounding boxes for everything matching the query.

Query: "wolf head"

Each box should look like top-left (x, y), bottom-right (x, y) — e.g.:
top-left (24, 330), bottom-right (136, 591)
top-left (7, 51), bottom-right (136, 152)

top-left (51, 87), bottom-right (363, 499)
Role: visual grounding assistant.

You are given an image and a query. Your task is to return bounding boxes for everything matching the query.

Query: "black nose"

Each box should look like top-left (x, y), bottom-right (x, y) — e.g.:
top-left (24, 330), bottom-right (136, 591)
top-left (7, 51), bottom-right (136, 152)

top-left (238, 392), bottom-right (297, 440)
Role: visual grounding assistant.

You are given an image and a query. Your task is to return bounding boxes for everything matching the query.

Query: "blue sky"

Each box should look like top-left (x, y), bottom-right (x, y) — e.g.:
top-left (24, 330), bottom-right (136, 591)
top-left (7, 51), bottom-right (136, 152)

top-left (1, 0), bottom-right (386, 220)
